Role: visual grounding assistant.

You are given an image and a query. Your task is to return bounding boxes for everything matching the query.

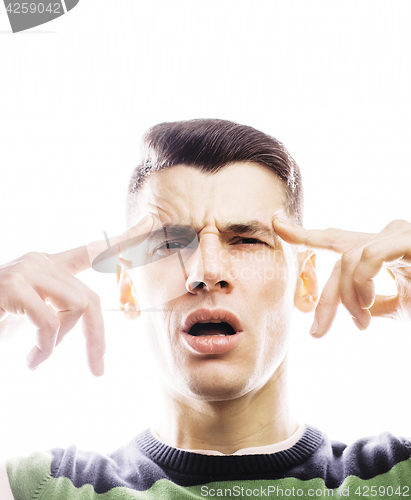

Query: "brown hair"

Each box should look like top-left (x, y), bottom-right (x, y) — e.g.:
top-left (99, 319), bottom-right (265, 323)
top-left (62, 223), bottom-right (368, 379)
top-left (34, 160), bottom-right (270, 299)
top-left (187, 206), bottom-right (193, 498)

top-left (126, 119), bottom-right (303, 224)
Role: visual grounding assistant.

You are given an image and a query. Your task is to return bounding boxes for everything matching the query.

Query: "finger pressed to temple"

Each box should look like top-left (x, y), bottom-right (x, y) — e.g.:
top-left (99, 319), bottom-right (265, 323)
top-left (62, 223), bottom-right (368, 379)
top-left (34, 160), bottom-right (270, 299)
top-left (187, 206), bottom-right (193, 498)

top-left (272, 218), bottom-right (375, 254)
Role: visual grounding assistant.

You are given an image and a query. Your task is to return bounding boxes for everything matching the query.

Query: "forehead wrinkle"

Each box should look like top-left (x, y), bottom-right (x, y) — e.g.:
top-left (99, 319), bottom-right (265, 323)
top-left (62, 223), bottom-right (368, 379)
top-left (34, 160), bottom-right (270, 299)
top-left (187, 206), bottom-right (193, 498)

top-left (146, 195), bottom-right (191, 222)
top-left (147, 219), bottom-right (275, 242)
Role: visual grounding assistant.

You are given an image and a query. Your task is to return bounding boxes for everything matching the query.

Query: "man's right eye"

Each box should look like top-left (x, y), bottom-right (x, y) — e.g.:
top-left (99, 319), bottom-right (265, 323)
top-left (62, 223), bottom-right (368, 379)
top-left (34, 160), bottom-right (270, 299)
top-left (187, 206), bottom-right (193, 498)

top-left (152, 240), bottom-right (191, 257)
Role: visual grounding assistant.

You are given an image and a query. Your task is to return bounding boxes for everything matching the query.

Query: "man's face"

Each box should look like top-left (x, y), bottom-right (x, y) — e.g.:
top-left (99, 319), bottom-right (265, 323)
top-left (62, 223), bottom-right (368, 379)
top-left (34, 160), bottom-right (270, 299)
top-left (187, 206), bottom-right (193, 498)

top-left (128, 162), bottom-right (299, 402)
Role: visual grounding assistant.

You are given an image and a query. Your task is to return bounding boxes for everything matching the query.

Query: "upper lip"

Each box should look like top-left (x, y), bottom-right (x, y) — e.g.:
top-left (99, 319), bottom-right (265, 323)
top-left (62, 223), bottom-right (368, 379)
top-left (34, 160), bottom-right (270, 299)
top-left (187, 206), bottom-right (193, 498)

top-left (182, 308), bottom-right (243, 334)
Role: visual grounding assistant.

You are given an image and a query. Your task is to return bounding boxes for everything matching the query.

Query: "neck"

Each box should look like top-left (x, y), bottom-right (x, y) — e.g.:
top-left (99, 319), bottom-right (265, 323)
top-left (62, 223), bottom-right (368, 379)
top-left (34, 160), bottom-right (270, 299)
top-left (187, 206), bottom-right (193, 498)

top-left (156, 356), bottom-right (298, 454)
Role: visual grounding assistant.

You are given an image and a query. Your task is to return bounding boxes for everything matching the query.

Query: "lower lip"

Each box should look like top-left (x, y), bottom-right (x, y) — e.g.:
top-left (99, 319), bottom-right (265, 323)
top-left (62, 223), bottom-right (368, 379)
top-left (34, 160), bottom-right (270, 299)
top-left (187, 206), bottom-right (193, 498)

top-left (182, 331), bottom-right (243, 354)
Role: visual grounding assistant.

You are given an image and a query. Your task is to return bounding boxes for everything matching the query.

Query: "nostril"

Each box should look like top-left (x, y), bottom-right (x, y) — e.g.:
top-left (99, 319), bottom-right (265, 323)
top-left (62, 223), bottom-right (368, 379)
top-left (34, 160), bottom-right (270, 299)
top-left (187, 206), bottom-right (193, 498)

top-left (191, 281), bottom-right (204, 290)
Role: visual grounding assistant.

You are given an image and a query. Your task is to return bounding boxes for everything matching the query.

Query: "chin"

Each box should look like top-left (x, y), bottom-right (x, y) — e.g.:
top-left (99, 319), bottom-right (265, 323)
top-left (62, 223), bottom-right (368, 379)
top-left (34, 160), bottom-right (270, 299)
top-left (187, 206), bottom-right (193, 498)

top-left (188, 384), bottom-right (250, 402)
top-left (180, 369), bottom-right (254, 402)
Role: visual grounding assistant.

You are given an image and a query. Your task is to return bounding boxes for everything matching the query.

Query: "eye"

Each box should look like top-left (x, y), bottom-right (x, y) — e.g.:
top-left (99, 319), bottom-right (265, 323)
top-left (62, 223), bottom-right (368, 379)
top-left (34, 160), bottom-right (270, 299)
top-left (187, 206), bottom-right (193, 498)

top-left (152, 240), bottom-right (192, 257)
top-left (233, 238), bottom-right (269, 246)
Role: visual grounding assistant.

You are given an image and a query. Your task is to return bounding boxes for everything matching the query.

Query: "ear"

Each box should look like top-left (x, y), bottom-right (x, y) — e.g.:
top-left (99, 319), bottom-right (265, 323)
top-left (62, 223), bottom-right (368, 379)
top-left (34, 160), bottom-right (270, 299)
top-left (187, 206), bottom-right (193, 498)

top-left (117, 265), bottom-right (141, 320)
top-left (294, 250), bottom-right (318, 313)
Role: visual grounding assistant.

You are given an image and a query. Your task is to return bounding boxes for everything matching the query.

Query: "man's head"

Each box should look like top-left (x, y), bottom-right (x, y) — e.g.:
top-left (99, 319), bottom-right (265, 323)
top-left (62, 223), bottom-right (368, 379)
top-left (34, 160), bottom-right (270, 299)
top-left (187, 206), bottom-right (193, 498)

top-left (120, 119), bottom-right (317, 404)
top-left (126, 119), bottom-right (303, 227)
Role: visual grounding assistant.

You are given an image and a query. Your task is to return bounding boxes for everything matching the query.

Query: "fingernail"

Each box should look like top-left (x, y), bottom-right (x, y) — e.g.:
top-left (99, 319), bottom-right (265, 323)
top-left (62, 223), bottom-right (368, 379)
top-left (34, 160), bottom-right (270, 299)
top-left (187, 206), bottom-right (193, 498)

top-left (309, 318), bottom-right (319, 336)
top-left (274, 216), bottom-right (288, 224)
top-left (352, 318), bottom-right (365, 331)
top-left (98, 357), bottom-right (105, 376)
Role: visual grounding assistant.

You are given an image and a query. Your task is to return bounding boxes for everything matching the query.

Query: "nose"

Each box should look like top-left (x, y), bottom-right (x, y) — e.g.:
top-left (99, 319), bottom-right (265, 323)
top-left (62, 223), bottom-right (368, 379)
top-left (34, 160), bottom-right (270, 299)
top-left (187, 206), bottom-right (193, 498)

top-left (185, 234), bottom-right (234, 294)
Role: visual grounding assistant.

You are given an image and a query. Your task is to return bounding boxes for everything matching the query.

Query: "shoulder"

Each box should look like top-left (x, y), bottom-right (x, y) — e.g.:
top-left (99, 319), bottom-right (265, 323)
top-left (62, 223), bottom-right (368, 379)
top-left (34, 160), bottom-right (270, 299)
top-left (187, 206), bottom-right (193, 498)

top-left (307, 426), bottom-right (411, 488)
top-left (4, 449), bottom-right (54, 500)
top-left (338, 430), bottom-right (411, 478)
top-left (3, 430), bottom-right (155, 499)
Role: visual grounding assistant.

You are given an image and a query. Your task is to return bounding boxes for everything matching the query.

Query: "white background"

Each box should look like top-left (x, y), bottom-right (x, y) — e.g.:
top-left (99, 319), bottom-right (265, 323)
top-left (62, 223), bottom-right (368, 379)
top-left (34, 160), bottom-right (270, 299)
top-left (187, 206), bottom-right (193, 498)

top-left (0, 1), bottom-right (410, 458)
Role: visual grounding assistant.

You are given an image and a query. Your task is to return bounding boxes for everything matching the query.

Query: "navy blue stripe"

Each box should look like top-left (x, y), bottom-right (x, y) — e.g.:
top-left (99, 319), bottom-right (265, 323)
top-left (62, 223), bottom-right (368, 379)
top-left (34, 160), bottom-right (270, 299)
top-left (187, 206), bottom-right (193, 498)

top-left (50, 424), bottom-right (411, 494)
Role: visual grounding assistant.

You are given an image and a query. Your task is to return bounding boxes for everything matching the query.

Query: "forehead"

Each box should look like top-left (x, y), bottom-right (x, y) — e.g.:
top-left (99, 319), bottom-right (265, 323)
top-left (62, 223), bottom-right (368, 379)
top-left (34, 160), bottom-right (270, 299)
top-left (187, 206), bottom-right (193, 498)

top-left (131, 162), bottom-right (287, 229)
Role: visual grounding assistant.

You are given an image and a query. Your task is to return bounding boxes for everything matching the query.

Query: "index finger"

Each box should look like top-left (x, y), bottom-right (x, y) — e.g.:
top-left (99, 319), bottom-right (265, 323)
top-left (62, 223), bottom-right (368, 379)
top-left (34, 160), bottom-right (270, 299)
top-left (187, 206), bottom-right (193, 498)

top-left (80, 293), bottom-right (106, 377)
top-left (272, 217), bottom-right (376, 254)
top-left (47, 214), bottom-right (155, 275)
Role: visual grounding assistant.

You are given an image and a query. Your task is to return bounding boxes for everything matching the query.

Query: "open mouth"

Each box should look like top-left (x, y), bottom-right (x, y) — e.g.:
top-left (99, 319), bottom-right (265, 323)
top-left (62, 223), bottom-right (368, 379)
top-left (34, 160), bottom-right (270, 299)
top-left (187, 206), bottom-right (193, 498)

top-left (181, 309), bottom-right (243, 354)
top-left (188, 321), bottom-right (236, 336)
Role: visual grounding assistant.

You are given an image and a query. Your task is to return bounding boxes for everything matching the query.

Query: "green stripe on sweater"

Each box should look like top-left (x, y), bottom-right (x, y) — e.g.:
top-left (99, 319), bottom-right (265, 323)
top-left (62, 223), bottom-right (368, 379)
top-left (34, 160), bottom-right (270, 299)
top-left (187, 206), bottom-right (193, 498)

top-left (6, 450), bottom-right (53, 500)
top-left (7, 454), bottom-right (411, 499)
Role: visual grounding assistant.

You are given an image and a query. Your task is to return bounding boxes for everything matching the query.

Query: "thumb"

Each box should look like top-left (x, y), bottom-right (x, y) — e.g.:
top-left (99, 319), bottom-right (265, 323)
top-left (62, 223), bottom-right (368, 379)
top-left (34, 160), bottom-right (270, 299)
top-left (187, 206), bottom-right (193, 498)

top-left (369, 294), bottom-right (400, 319)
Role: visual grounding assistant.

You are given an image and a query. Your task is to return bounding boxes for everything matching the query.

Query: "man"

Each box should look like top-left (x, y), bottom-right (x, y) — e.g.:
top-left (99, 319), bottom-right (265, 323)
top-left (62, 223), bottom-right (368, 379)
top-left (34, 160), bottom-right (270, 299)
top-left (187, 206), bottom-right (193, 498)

top-left (0, 119), bottom-right (410, 499)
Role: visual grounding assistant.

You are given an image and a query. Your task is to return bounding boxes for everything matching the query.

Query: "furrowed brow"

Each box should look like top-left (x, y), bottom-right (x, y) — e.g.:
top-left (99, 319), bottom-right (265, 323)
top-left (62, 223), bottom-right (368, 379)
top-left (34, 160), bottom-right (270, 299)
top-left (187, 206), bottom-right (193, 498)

top-left (222, 220), bottom-right (273, 238)
top-left (147, 221), bottom-right (273, 241)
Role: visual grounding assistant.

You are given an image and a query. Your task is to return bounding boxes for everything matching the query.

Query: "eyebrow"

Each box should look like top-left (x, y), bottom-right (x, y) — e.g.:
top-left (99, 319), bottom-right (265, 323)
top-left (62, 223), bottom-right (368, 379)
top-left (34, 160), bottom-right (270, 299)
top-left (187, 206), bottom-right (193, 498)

top-left (147, 225), bottom-right (195, 242)
top-left (223, 220), bottom-right (273, 238)
top-left (147, 220), bottom-right (274, 241)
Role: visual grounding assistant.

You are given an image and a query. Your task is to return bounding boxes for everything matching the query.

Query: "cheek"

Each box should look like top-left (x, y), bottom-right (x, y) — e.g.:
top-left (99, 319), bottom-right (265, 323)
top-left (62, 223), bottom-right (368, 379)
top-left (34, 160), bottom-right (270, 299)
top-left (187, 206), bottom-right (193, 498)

top-left (263, 251), bottom-right (296, 331)
top-left (130, 254), bottom-right (188, 310)
top-left (233, 247), bottom-right (294, 298)
top-left (133, 301), bottom-right (174, 368)
top-left (236, 249), bottom-right (294, 349)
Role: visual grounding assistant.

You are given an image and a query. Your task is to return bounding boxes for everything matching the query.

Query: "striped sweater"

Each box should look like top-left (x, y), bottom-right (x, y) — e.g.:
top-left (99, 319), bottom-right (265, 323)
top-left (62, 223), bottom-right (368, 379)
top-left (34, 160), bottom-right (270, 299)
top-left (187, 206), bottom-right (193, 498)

top-left (5, 424), bottom-right (411, 499)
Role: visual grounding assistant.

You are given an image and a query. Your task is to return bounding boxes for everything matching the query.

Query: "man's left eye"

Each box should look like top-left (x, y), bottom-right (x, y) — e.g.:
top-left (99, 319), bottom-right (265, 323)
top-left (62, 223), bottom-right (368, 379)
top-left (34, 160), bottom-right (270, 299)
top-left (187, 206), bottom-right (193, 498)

top-left (234, 238), bottom-right (268, 246)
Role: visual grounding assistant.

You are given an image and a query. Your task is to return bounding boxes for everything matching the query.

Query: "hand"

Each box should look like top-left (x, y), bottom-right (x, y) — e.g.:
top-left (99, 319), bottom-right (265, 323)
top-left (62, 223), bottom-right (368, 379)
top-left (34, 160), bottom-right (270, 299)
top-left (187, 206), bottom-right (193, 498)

top-left (273, 218), bottom-right (411, 337)
top-left (0, 215), bottom-right (154, 375)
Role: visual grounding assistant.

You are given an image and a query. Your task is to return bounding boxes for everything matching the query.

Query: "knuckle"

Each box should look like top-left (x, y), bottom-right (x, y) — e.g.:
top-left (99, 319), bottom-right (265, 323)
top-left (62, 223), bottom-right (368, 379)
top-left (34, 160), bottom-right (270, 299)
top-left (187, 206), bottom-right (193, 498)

top-left (1, 270), bottom-right (27, 288)
top-left (324, 227), bottom-right (343, 250)
top-left (386, 219), bottom-right (409, 230)
top-left (13, 259), bottom-right (36, 273)
top-left (1, 258), bottom-right (41, 286)
top-left (22, 251), bottom-right (47, 263)
top-left (361, 245), bottom-right (376, 262)
top-left (341, 248), bottom-right (355, 266)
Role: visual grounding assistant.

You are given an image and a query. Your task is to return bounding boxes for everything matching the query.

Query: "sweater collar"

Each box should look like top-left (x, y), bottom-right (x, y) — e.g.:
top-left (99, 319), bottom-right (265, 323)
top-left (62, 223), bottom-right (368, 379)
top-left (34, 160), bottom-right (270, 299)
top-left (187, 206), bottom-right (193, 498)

top-left (150, 422), bottom-right (306, 456)
top-left (135, 424), bottom-right (324, 477)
